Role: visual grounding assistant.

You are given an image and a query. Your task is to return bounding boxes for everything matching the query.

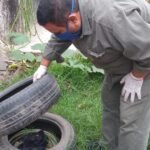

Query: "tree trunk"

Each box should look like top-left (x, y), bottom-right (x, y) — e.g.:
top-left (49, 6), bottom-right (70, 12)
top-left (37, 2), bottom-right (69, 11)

top-left (0, 0), bottom-right (19, 39)
top-left (0, 0), bottom-right (40, 40)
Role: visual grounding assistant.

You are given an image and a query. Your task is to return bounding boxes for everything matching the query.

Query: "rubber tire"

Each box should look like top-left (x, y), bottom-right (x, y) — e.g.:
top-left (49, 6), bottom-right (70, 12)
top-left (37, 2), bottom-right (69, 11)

top-left (0, 74), bottom-right (60, 137)
top-left (0, 136), bottom-right (18, 150)
top-left (3, 113), bottom-right (76, 150)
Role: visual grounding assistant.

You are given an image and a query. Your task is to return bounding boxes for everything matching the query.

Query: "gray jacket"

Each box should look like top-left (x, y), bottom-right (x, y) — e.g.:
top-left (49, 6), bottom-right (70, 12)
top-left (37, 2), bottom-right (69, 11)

top-left (43, 0), bottom-right (150, 75)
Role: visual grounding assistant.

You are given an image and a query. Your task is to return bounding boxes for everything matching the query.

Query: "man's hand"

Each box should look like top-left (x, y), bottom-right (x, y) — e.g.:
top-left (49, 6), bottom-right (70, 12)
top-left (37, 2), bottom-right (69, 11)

top-left (120, 73), bottom-right (144, 103)
top-left (33, 65), bottom-right (47, 82)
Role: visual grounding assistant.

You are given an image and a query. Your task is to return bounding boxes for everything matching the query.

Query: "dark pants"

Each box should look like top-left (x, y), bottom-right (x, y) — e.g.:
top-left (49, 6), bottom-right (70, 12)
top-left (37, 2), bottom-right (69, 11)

top-left (102, 74), bottom-right (150, 150)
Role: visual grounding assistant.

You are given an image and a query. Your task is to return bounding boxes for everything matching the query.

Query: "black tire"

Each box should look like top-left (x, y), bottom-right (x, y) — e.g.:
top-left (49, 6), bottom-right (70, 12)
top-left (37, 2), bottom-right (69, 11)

top-left (0, 136), bottom-right (18, 150)
top-left (7, 113), bottom-right (76, 150)
top-left (0, 74), bottom-right (60, 137)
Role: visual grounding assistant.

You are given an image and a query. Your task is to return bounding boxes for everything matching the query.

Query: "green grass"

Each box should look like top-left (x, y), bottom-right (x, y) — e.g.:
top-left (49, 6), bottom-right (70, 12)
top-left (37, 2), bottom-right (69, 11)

top-left (49, 63), bottom-right (104, 149)
top-left (0, 62), bottom-right (104, 150)
top-left (1, 63), bottom-right (150, 149)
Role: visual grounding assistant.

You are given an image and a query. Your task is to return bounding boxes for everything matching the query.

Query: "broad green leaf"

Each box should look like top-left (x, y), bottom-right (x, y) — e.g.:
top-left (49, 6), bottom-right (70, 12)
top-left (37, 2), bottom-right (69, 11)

top-left (62, 62), bottom-right (70, 67)
top-left (61, 53), bottom-right (104, 74)
top-left (31, 43), bottom-right (46, 51)
top-left (36, 56), bottom-right (42, 62)
top-left (73, 64), bottom-right (85, 70)
top-left (91, 66), bottom-right (104, 74)
top-left (84, 66), bottom-right (93, 73)
top-left (8, 32), bottom-right (30, 45)
top-left (10, 50), bottom-right (25, 61)
top-left (68, 60), bottom-right (79, 66)
top-left (63, 49), bottom-right (79, 58)
top-left (24, 53), bottom-right (36, 62)
top-left (10, 50), bottom-right (36, 62)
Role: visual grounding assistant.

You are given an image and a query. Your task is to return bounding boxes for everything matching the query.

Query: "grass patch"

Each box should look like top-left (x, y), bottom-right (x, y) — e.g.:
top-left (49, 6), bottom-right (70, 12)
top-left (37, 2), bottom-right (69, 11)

top-left (49, 63), bottom-right (104, 149)
top-left (0, 62), bottom-right (104, 149)
top-left (1, 62), bottom-right (150, 149)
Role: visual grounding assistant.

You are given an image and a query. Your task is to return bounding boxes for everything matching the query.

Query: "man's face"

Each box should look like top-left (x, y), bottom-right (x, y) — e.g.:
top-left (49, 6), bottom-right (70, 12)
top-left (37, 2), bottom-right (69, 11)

top-left (43, 23), bottom-right (66, 34)
top-left (43, 11), bottom-right (81, 34)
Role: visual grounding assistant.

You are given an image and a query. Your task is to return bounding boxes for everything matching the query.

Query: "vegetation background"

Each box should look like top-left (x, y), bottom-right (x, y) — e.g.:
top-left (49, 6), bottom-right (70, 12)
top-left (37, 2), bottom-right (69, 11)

top-left (0, 0), bottom-right (150, 149)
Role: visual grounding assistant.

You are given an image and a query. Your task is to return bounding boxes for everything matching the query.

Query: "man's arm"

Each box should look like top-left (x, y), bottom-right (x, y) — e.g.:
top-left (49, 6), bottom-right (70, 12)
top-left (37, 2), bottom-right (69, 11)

top-left (131, 70), bottom-right (150, 78)
top-left (42, 34), bottom-right (71, 63)
top-left (33, 34), bottom-right (71, 82)
top-left (41, 57), bottom-right (51, 67)
top-left (112, 6), bottom-right (150, 102)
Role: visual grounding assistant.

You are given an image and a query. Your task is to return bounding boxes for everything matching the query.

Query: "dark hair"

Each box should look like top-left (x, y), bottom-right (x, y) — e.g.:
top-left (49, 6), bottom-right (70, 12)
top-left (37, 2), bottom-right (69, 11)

top-left (37, 0), bottom-right (79, 26)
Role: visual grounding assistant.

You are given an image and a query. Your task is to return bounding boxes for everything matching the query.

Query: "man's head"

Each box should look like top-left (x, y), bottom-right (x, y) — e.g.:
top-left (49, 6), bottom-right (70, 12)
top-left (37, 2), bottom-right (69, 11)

top-left (37, 0), bottom-right (81, 36)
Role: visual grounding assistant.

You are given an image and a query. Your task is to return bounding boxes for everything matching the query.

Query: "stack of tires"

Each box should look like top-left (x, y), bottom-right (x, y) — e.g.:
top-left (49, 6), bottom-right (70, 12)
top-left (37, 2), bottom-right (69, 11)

top-left (0, 74), bottom-right (76, 150)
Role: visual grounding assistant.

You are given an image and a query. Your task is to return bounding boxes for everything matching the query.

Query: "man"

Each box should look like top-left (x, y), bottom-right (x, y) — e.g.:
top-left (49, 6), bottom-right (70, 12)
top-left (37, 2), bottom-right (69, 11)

top-left (33, 0), bottom-right (150, 149)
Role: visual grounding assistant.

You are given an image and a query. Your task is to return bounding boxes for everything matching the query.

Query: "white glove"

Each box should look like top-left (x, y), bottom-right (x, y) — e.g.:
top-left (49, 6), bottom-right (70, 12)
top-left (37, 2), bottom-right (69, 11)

top-left (33, 65), bottom-right (47, 82)
top-left (120, 73), bottom-right (143, 103)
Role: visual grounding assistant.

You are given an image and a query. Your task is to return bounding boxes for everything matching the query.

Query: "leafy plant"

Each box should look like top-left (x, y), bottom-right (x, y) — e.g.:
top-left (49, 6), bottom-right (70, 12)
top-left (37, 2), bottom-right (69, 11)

top-left (9, 41), bottom-right (104, 74)
top-left (62, 53), bottom-right (104, 74)
top-left (8, 49), bottom-right (40, 76)
top-left (31, 43), bottom-right (46, 52)
top-left (9, 50), bottom-right (41, 62)
top-left (8, 32), bottom-right (30, 45)
top-left (0, 60), bottom-right (104, 150)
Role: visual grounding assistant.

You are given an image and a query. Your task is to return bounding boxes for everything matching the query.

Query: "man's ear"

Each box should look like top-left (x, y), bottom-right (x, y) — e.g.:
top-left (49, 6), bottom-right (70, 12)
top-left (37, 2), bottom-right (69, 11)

top-left (68, 12), bottom-right (81, 32)
top-left (68, 13), bottom-right (78, 24)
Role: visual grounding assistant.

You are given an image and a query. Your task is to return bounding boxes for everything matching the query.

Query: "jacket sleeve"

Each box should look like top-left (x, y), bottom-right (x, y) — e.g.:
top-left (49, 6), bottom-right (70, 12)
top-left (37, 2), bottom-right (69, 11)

top-left (112, 6), bottom-right (150, 72)
top-left (43, 34), bottom-right (71, 63)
